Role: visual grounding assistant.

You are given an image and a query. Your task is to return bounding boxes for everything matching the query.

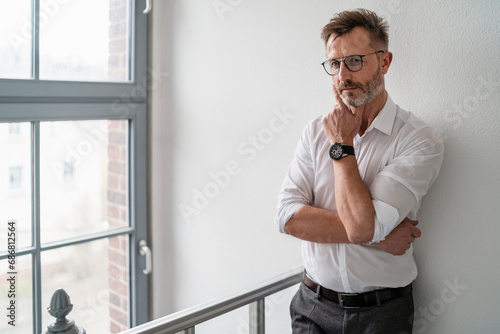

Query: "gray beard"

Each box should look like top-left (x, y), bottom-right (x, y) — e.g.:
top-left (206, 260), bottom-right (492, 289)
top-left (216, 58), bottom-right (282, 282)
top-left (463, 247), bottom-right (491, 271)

top-left (341, 69), bottom-right (384, 107)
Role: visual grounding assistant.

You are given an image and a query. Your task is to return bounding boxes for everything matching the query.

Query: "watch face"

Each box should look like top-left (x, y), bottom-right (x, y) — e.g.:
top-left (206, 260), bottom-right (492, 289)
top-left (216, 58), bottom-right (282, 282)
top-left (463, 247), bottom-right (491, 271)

top-left (329, 143), bottom-right (343, 160)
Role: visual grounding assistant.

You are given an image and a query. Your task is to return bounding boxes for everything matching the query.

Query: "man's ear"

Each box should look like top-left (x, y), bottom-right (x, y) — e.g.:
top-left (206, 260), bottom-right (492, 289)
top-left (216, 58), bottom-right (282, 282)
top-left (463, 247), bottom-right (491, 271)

top-left (381, 52), bottom-right (393, 75)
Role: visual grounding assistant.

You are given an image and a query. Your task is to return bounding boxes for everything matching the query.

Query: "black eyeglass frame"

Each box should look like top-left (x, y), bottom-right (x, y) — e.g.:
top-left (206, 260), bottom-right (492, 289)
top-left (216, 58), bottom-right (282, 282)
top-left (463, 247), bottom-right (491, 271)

top-left (321, 50), bottom-right (385, 76)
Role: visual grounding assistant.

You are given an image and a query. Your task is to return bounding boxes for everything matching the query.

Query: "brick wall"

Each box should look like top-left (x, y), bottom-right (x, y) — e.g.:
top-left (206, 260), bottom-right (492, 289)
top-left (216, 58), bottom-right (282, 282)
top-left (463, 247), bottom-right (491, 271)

top-left (108, 0), bottom-right (128, 81)
top-left (107, 119), bottom-right (129, 333)
top-left (107, 1), bottom-right (133, 331)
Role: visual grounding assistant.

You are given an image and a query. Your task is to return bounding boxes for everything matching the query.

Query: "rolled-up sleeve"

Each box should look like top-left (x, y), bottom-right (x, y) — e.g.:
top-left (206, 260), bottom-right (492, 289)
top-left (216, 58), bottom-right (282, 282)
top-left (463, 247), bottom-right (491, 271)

top-left (275, 125), bottom-right (315, 234)
top-left (369, 126), bottom-right (444, 243)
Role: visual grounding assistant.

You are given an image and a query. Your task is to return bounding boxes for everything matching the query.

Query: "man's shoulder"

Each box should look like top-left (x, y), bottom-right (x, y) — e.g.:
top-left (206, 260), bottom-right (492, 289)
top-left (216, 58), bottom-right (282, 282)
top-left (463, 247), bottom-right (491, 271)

top-left (301, 114), bottom-right (327, 137)
top-left (395, 105), bottom-right (440, 134)
top-left (393, 105), bottom-right (444, 149)
top-left (296, 114), bottom-right (330, 150)
top-left (307, 113), bottom-right (326, 127)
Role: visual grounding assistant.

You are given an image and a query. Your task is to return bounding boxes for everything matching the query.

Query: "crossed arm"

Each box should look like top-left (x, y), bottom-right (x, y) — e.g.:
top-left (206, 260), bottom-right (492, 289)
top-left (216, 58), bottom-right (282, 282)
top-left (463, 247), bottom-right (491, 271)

top-left (284, 205), bottom-right (420, 256)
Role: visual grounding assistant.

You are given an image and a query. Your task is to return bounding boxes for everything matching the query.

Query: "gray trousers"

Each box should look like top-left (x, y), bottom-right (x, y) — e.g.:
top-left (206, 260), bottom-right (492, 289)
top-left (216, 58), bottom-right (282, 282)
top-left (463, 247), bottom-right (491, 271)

top-left (290, 283), bottom-right (414, 334)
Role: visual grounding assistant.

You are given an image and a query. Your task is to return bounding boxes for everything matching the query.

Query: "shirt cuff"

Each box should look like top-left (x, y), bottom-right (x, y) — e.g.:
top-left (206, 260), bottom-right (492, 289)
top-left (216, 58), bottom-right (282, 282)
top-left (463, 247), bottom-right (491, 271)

top-left (370, 199), bottom-right (400, 243)
top-left (275, 202), bottom-right (307, 234)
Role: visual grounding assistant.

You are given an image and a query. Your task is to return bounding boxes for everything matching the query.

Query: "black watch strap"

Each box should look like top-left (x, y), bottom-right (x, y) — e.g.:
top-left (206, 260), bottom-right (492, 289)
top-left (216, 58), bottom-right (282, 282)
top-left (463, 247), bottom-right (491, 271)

top-left (343, 145), bottom-right (355, 156)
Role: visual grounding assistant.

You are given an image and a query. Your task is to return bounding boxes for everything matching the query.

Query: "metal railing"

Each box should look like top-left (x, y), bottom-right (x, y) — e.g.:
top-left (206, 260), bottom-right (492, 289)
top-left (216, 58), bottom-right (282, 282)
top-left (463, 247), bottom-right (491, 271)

top-left (119, 268), bottom-right (303, 334)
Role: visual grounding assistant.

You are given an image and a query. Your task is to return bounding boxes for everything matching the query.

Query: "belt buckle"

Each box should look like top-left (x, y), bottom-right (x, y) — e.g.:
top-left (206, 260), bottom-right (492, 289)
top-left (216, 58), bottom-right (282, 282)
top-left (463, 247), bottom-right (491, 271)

top-left (338, 293), bottom-right (360, 309)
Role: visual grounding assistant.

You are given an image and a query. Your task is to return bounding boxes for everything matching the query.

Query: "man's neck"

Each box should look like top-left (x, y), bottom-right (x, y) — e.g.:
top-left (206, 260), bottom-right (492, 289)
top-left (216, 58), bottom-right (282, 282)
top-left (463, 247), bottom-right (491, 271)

top-left (357, 90), bottom-right (387, 136)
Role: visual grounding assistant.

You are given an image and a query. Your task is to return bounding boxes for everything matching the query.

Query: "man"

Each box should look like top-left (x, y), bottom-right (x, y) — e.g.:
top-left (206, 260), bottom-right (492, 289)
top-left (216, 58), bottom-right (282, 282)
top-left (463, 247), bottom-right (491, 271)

top-left (275, 9), bottom-right (444, 333)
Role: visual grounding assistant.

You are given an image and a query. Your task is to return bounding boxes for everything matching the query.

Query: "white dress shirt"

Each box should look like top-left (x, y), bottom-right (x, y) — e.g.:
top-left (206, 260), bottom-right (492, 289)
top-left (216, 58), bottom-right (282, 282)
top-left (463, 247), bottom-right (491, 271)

top-left (275, 95), bottom-right (444, 293)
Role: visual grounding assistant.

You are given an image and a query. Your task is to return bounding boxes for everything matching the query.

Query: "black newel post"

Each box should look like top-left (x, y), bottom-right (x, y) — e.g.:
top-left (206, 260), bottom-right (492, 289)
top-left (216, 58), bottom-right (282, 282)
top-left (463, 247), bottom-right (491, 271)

top-left (42, 288), bottom-right (86, 334)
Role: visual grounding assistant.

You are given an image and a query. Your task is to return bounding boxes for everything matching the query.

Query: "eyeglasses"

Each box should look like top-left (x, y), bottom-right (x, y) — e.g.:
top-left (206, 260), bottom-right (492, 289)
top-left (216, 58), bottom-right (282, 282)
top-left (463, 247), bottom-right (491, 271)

top-left (321, 50), bottom-right (385, 76)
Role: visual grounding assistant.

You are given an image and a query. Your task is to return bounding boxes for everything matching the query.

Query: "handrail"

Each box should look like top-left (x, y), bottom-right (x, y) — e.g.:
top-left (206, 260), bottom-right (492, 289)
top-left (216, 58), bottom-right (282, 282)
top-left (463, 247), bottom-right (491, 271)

top-left (120, 268), bottom-right (303, 334)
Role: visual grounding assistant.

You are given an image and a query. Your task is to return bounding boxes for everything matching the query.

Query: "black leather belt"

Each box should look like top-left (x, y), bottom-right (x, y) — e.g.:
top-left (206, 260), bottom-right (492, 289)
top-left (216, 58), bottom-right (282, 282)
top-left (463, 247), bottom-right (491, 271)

top-left (303, 273), bottom-right (412, 308)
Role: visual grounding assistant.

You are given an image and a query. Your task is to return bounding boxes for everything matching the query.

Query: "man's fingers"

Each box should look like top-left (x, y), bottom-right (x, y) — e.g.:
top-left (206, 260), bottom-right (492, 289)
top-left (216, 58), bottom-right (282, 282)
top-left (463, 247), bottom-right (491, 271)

top-left (402, 217), bottom-right (419, 226)
top-left (323, 112), bottom-right (335, 130)
top-left (332, 84), bottom-right (347, 111)
top-left (410, 225), bottom-right (422, 239)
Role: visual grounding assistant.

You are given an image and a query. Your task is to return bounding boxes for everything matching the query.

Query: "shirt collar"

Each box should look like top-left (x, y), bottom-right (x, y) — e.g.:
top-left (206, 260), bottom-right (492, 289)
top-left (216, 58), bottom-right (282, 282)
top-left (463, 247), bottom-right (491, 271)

top-left (364, 94), bottom-right (397, 136)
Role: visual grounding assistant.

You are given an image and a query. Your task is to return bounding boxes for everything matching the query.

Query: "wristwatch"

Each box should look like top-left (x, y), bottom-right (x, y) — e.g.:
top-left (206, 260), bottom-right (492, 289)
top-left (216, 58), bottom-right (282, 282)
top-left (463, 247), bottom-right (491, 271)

top-left (329, 142), bottom-right (355, 160)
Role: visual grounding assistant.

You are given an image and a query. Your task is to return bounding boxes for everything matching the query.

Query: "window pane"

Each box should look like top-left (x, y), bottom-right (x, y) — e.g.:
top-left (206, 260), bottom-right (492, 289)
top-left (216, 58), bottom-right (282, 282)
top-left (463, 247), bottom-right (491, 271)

top-left (41, 236), bottom-right (130, 333)
top-left (39, 0), bottom-right (130, 81)
top-left (0, 0), bottom-right (31, 79)
top-left (0, 123), bottom-right (32, 249)
top-left (40, 120), bottom-right (129, 244)
top-left (0, 255), bottom-right (33, 334)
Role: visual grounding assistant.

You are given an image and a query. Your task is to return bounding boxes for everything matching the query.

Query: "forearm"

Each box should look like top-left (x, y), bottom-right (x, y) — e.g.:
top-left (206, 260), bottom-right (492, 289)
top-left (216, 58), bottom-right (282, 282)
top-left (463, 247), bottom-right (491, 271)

top-left (284, 205), bottom-right (350, 243)
top-left (334, 155), bottom-right (375, 243)
top-left (283, 204), bottom-right (419, 256)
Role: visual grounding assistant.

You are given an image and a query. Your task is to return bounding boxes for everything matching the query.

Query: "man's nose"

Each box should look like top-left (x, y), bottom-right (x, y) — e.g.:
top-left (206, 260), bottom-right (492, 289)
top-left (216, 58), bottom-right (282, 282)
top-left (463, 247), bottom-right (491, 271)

top-left (337, 61), bottom-right (352, 82)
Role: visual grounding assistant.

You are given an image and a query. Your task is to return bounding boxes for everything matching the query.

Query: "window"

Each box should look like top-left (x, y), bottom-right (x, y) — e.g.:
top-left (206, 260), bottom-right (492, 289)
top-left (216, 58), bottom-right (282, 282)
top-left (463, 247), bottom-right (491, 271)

top-left (0, 1), bottom-right (149, 334)
top-left (1, 0), bottom-right (130, 82)
top-left (8, 166), bottom-right (23, 189)
top-left (8, 123), bottom-right (21, 136)
top-left (61, 161), bottom-right (74, 183)
top-left (0, 0), bottom-right (31, 79)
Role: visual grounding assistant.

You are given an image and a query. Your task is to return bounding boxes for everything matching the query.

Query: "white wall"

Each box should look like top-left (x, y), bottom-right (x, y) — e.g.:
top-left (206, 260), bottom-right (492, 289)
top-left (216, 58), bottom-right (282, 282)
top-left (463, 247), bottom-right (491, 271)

top-left (150, 0), bottom-right (500, 332)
